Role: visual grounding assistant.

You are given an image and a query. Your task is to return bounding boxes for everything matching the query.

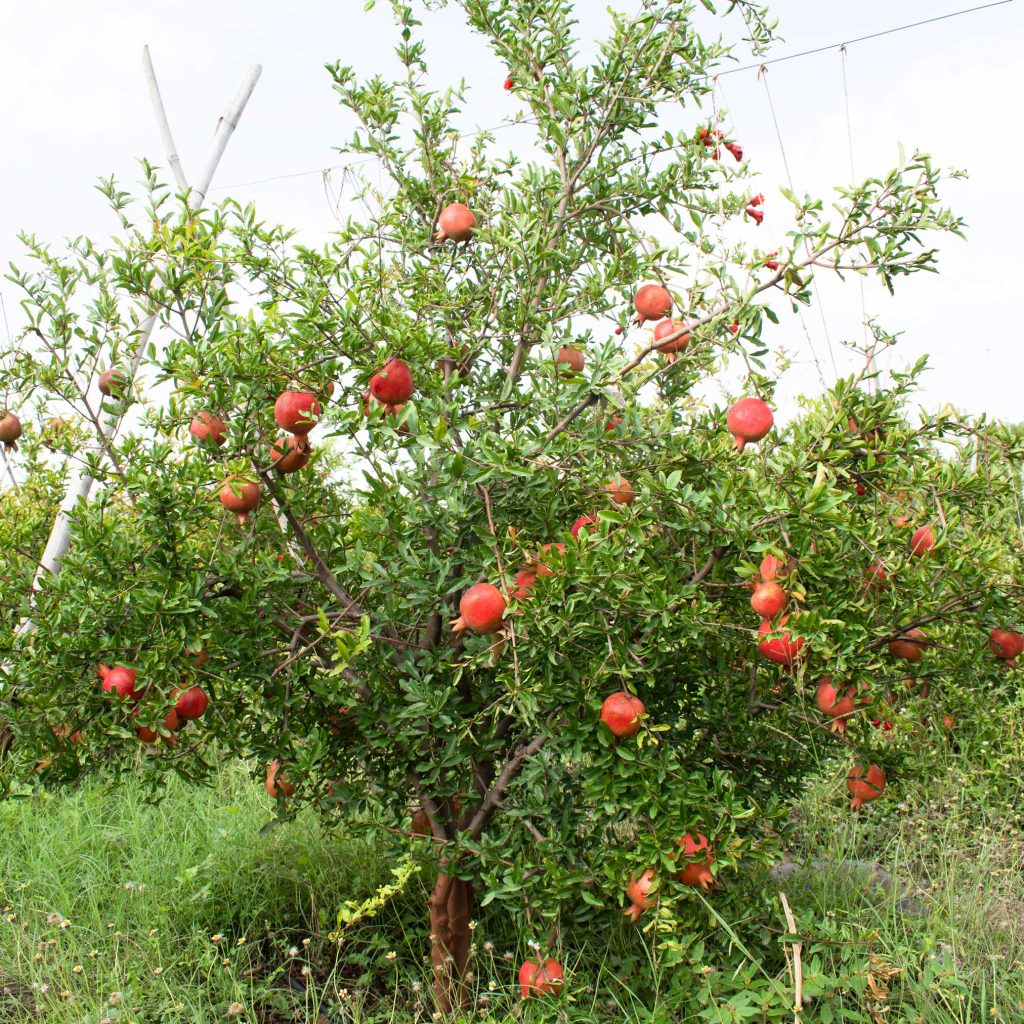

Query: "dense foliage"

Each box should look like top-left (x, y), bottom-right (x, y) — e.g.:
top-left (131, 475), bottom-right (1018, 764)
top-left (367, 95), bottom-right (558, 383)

top-left (2, 0), bottom-right (1021, 1016)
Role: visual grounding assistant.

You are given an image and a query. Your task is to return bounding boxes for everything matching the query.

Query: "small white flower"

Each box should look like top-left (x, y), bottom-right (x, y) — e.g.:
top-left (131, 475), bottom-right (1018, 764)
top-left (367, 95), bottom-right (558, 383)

top-left (483, 941), bottom-right (494, 952)
top-left (411, 981), bottom-right (422, 993)
top-left (228, 1002), bottom-right (244, 1017)
top-left (300, 966), bottom-right (310, 977)
top-left (386, 950), bottom-right (397, 961)
top-left (47, 912), bottom-right (62, 925)
top-left (288, 946), bottom-right (299, 957)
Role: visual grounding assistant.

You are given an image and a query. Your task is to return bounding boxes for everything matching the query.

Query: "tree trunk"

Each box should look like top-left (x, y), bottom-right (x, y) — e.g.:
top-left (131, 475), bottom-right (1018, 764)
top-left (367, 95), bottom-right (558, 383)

top-left (428, 868), bottom-right (473, 1013)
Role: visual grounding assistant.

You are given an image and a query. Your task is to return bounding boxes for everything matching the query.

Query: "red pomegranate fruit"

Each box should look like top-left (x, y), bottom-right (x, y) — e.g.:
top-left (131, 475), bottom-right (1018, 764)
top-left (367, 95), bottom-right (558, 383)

top-left (751, 581), bottom-right (788, 620)
top-left (863, 561), bottom-right (889, 590)
top-left (173, 685), bottom-right (209, 721)
top-left (990, 627), bottom-right (1024, 667)
top-left (265, 760), bottom-right (296, 798)
top-left (189, 411), bottom-right (227, 447)
top-left (510, 569), bottom-right (538, 601)
top-left (270, 434), bottom-right (311, 474)
top-left (436, 202), bottom-right (477, 242)
top-left (369, 358), bottom-right (414, 406)
top-left (847, 763), bottom-right (886, 811)
top-left (218, 476), bottom-right (261, 525)
top-left (518, 958), bottom-right (564, 999)
top-left (652, 317), bottom-right (690, 356)
top-left (675, 833), bottom-right (716, 891)
top-left (888, 628), bottom-right (926, 663)
top-left (633, 284), bottom-right (672, 323)
top-left (0, 412), bottom-right (22, 451)
top-left (451, 582), bottom-right (507, 634)
top-left (814, 677), bottom-right (859, 735)
top-left (274, 390), bottom-right (320, 435)
top-left (529, 543), bottom-right (565, 577)
top-left (624, 869), bottom-right (656, 921)
top-left (757, 616), bottom-right (805, 666)
top-left (605, 475), bottom-right (636, 506)
top-left (555, 346), bottom-right (585, 373)
top-left (98, 367), bottom-right (128, 398)
top-left (909, 525), bottom-right (934, 557)
top-left (98, 664), bottom-right (140, 702)
top-left (134, 707), bottom-right (179, 744)
top-left (727, 397), bottom-right (774, 452)
top-left (571, 514), bottom-right (598, 540)
top-left (600, 692), bottom-right (645, 738)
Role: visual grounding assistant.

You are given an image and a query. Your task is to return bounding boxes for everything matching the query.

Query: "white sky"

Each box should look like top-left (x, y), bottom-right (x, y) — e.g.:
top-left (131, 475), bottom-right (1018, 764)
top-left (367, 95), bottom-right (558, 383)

top-left (1, 1), bottom-right (1021, 423)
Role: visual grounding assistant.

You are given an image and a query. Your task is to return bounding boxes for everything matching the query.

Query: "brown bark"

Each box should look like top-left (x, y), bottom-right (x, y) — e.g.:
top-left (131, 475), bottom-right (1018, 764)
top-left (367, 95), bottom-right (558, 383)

top-left (428, 869), bottom-right (473, 1013)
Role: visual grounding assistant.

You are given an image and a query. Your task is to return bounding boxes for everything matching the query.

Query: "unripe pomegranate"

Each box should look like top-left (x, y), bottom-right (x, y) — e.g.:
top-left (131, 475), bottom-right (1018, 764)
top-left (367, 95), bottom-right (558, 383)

top-left (173, 685), bottom-right (209, 721)
top-left (436, 202), bottom-right (476, 242)
top-left (369, 358), bottom-right (414, 405)
top-left (555, 346), bottom-right (585, 373)
top-left (909, 525), bottom-right (934, 557)
top-left (134, 707), bottom-right (179, 744)
top-left (218, 476), bottom-right (261, 525)
top-left (652, 318), bottom-right (690, 357)
top-left (675, 833), bottom-right (716, 891)
top-left (571, 514), bottom-right (598, 540)
top-left (274, 390), bottom-right (320, 435)
top-left (98, 663), bottom-right (140, 702)
top-left (605, 475), bottom-right (635, 505)
top-left (265, 760), bottom-right (296, 799)
top-left (756, 616), bottom-right (805, 666)
top-left (633, 283), bottom-right (672, 323)
top-left (600, 691), bottom-right (645, 738)
top-left (624, 869), bottom-right (656, 921)
top-left (0, 412), bottom-right (22, 451)
top-left (98, 367), bottom-right (128, 397)
top-left (189, 411), bottom-right (227, 447)
top-left (451, 582), bottom-right (506, 634)
top-left (42, 417), bottom-right (71, 449)
top-left (888, 628), bottom-right (926, 663)
top-left (510, 569), bottom-right (538, 600)
top-left (814, 677), bottom-right (858, 735)
top-left (751, 581), bottom-right (787, 620)
top-left (847, 763), bottom-right (886, 811)
top-left (270, 434), bottom-right (311, 474)
top-left (727, 397), bottom-right (774, 452)
top-left (518, 958), bottom-right (564, 999)
top-left (990, 627), bottom-right (1024, 667)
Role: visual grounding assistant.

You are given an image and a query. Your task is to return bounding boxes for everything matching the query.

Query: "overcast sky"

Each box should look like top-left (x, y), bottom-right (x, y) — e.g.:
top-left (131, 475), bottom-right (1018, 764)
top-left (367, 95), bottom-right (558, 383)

top-left (1, 0), bottom-right (1020, 423)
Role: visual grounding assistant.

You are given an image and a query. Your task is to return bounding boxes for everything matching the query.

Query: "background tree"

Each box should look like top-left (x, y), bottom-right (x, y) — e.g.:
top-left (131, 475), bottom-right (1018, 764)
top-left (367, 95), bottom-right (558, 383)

top-left (2, 0), bottom-right (1020, 1014)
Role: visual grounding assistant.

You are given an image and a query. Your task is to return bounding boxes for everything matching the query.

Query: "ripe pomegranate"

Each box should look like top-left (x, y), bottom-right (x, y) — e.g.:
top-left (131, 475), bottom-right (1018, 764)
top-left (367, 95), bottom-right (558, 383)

top-left (173, 685), bottom-right (209, 721)
top-left (990, 627), bottom-right (1024, 667)
top-left (847, 763), bottom-right (886, 811)
top-left (815, 677), bottom-right (859, 735)
top-left (218, 476), bottom-right (261, 525)
top-left (633, 284), bottom-right (672, 323)
top-left (600, 691), bottom-right (645, 738)
top-left (909, 525), bottom-right (934, 557)
top-left (529, 543), bottom-right (565, 578)
top-left (98, 664), bottom-right (140, 702)
top-left (510, 569), bottom-right (538, 600)
top-left (571, 514), bottom-right (598, 540)
top-left (624, 869), bottom-right (656, 921)
top-left (270, 434), bottom-right (311, 474)
top-left (518, 958), bottom-right (564, 999)
top-left (369, 358), bottom-right (414, 405)
top-left (652, 318), bottom-right (690, 359)
top-left (436, 202), bottom-right (477, 242)
top-left (605, 475), bottom-right (636, 505)
top-left (751, 581), bottom-right (788, 620)
top-left (189, 411), bottom-right (227, 447)
top-left (756, 616), bottom-right (805, 666)
top-left (863, 561), bottom-right (889, 590)
top-left (888, 628), bottom-right (926, 663)
top-left (555, 346), bottom-right (585, 373)
top-left (190, 649), bottom-right (210, 669)
top-left (134, 707), bottom-right (179, 744)
top-left (675, 833), bottom-right (716, 891)
top-left (727, 397), bottom-right (774, 452)
top-left (451, 582), bottom-right (507, 634)
top-left (274, 390), bottom-right (320, 435)
top-left (265, 760), bottom-right (296, 799)
top-left (0, 412), bottom-right (22, 452)
top-left (98, 367), bottom-right (127, 397)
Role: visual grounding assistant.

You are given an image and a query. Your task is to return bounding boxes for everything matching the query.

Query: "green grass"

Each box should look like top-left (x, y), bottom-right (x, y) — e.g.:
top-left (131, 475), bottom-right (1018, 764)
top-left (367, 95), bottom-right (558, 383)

top-left (2, 738), bottom-right (1024, 1023)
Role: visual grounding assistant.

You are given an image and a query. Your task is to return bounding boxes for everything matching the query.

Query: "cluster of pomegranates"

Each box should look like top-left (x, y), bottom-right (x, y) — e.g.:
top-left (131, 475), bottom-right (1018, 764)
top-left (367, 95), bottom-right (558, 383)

top-left (97, 658), bottom-right (209, 747)
top-left (753, 554), bottom-right (805, 668)
top-left (624, 831), bottom-right (717, 923)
